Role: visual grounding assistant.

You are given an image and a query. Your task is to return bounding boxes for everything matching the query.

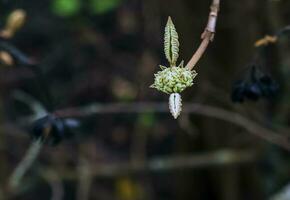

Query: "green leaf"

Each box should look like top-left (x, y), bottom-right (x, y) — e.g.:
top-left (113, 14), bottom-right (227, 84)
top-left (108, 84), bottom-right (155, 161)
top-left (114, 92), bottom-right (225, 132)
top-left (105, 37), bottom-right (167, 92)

top-left (164, 16), bottom-right (179, 67)
top-left (52, 0), bottom-right (81, 17)
top-left (90, 0), bottom-right (121, 15)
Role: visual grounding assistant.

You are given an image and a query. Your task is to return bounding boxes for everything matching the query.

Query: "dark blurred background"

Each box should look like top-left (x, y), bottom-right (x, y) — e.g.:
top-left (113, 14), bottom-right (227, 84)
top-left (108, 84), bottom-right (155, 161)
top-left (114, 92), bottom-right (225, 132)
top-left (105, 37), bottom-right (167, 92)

top-left (1, 0), bottom-right (290, 199)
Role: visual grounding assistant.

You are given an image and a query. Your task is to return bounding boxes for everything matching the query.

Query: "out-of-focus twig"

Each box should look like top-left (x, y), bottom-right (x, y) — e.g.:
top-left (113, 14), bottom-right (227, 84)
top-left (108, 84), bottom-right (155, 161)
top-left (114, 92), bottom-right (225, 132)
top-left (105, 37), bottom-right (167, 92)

top-left (12, 91), bottom-right (47, 122)
top-left (41, 169), bottom-right (64, 200)
top-left (0, 9), bottom-right (26, 39)
top-left (8, 139), bottom-right (43, 190)
top-left (0, 41), bottom-right (35, 67)
top-left (185, 0), bottom-right (220, 69)
top-left (254, 25), bottom-right (290, 47)
top-left (270, 183), bottom-right (290, 200)
top-left (254, 35), bottom-right (278, 47)
top-left (77, 158), bottom-right (92, 200)
top-left (56, 149), bottom-right (256, 179)
top-left (54, 102), bottom-right (290, 150)
top-left (0, 51), bottom-right (14, 66)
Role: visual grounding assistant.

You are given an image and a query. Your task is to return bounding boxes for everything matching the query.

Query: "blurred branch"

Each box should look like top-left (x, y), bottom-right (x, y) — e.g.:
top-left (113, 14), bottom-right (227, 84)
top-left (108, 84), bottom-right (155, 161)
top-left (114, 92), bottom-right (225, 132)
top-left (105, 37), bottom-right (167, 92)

top-left (185, 0), bottom-right (220, 69)
top-left (270, 183), bottom-right (290, 200)
top-left (0, 40), bottom-right (35, 66)
top-left (13, 91), bottom-right (47, 122)
top-left (54, 102), bottom-right (290, 150)
top-left (0, 9), bottom-right (26, 39)
top-left (77, 158), bottom-right (92, 200)
top-left (57, 149), bottom-right (256, 179)
top-left (41, 169), bottom-right (64, 200)
top-left (8, 139), bottom-right (43, 190)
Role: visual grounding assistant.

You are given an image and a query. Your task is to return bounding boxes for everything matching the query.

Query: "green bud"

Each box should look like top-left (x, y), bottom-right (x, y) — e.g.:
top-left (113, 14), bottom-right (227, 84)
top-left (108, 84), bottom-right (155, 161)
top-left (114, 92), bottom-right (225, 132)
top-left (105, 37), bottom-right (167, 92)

top-left (151, 66), bottom-right (197, 94)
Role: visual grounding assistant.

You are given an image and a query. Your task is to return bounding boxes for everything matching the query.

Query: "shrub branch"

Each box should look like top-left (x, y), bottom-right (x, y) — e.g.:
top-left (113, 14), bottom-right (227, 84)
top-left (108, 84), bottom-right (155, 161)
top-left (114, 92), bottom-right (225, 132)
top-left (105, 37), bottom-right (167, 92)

top-left (185, 0), bottom-right (220, 70)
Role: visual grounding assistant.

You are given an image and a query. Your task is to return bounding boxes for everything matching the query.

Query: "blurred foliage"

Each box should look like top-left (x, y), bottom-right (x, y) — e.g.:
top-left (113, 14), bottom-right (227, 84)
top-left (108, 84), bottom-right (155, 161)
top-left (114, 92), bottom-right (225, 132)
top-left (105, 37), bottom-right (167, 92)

top-left (52, 0), bottom-right (122, 17)
top-left (52, 0), bottom-right (81, 17)
top-left (90, 0), bottom-right (121, 15)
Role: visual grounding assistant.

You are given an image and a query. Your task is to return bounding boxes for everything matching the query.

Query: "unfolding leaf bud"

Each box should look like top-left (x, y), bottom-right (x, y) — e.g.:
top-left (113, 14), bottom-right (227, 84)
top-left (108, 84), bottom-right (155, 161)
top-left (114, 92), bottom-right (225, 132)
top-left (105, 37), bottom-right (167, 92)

top-left (151, 65), bottom-right (197, 94)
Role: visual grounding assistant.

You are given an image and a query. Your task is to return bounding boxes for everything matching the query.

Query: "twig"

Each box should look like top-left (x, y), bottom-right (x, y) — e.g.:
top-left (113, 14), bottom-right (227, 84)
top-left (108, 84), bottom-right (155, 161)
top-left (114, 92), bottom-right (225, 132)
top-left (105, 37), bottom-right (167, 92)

top-left (0, 40), bottom-right (35, 66)
top-left (270, 182), bottom-right (290, 200)
top-left (41, 169), bottom-right (64, 200)
top-left (8, 139), bottom-right (43, 190)
top-left (185, 0), bottom-right (220, 70)
top-left (76, 158), bottom-right (92, 200)
top-left (54, 102), bottom-right (290, 150)
top-left (12, 91), bottom-right (47, 122)
top-left (55, 149), bottom-right (256, 179)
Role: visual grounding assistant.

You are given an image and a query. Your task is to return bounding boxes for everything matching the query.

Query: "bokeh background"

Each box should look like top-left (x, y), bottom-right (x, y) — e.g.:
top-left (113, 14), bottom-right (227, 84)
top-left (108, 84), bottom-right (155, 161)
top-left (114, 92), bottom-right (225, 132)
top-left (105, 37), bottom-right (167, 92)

top-left (1, 0), bottom-right (290, 199)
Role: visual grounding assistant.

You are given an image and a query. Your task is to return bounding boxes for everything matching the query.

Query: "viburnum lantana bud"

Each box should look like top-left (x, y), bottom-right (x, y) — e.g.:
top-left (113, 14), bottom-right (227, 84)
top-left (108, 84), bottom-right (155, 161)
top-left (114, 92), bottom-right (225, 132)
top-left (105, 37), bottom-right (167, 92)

top-left (151, 65), bottom-right (197, 94)
top-left (150, 17), bottom-right (197, 119)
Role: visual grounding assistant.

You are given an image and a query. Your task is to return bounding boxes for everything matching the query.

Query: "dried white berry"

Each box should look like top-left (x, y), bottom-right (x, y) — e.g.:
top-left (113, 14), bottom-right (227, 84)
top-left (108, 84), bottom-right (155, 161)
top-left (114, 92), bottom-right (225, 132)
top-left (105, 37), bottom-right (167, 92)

top-left (169, 93), bottom-right (182, 119)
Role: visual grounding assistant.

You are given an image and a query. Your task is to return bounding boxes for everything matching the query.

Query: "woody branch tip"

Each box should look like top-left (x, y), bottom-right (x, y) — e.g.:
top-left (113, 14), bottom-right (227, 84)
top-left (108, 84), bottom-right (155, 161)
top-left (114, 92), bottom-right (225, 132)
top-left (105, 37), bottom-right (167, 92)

top-left (185, 0), bottom-right (220, 70)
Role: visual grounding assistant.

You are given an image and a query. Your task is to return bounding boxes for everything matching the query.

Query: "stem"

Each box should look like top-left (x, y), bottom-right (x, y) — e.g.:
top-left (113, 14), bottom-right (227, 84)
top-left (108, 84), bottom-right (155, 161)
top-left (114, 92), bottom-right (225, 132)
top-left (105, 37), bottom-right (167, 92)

top-left (9, 139), bottom-right (43, 189)
top-left (53, 102), bottom-right (290, 151)
top-left (185, 0), bottom-right (220, 70)
top-left (54, 149), bottom-right (256, 179)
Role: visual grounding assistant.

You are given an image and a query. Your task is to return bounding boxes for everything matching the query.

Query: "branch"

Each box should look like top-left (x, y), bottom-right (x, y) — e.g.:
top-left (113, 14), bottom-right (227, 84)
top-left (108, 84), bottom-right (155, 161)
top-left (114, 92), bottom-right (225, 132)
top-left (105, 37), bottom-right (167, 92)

top-left (0, 40), bottom-right (35, 66)
top-left (53, 102), bottom-right (290, 151)
top-left (185, 0), bottom-right (220, 70)
top-left (54, 149), bottom-right (256, 179)
top-left (8, 140), bottom-right (43, 190)
top-left (76, 158), bottom-right (92, 200)
top-left (41, 170), bottom-right (64, 200)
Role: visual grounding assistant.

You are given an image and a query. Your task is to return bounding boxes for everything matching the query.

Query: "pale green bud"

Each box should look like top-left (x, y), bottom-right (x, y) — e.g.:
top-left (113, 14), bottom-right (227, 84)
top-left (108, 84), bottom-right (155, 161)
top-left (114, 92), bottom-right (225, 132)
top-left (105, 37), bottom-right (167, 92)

top-left (151, 66), bottom-right (197, 94)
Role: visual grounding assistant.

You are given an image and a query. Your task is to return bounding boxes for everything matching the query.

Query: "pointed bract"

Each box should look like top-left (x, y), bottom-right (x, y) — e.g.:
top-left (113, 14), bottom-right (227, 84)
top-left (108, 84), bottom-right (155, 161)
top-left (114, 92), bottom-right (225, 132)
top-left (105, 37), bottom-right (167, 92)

top-left (169, 93), bottom-right (182, 119)
top-left (164, 17), bottom-right (179, 66)
top-left (178, 60), bottom-right (184, 68)
top-left (159, 65), bottom-right (167, 70)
